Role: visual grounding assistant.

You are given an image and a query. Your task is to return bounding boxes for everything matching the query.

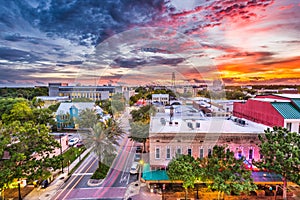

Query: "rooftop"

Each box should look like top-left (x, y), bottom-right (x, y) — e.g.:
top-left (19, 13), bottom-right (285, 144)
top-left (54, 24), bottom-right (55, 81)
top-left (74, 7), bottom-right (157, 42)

top-left (150, 105), bottom-right (269, 134)
top-left (274, 94), bottom-right (300, 99)
top-left (56, 102), bottom-right (95, 115)
top-left (252, 98), bottom-right (290, 103)
top-left (271, 102), bottom-right (300, 119)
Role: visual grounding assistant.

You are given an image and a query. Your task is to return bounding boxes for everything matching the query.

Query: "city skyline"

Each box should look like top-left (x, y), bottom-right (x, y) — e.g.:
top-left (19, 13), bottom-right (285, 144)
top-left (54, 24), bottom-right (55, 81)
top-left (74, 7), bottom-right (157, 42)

top-left (0, 0), bottom-right (299, 86)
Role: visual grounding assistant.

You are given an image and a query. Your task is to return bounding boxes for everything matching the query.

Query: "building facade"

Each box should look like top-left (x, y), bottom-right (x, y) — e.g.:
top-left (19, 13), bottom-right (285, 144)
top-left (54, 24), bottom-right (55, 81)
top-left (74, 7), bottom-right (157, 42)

top-left (152, 94), bottom-right (169, 105)
top-left (49, 83), bottom-right (135, 101)
top-left (56, 102), bottom-right (99, 129)
top-left (148, 106), bottom-right (268, 170)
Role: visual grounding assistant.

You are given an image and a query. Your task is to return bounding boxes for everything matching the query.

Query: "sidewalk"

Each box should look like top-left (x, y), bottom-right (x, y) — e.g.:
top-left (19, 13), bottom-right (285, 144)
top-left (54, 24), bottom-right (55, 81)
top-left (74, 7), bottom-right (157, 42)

top-left (24, 148), bottom-right (91, 200)
top-left (124, 181), bottom-right (162, 200)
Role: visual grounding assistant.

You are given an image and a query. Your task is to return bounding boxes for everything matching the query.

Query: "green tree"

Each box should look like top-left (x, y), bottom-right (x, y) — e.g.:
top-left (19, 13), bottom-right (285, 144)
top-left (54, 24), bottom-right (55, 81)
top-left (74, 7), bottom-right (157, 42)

top-left (167, 154), bottom-right (202, 200)
top-left (129, 121), bottom-right (149, 153)
top-left (111, 93), bottom-right (126, 116)
top-left (48, 102), bottom-right (61, 113)
top-left (2, 101), bottom-right (33, 124)
top-left (32, 97), bottom-right (45, 108)
top-left (254, 127), bottom-right (300, 200)
top-left (130, 105), bottom-right (156, 123)
top-left (76, 108), bottom-right (99, 129)
top-left (78, 109), bottom-right (123, 166)
top-left (82, 122), bottom-right (122, 166)
top-left (0, 122), bottom-right (60, 192)
top-left (202, 146), bottom-right (257, 200)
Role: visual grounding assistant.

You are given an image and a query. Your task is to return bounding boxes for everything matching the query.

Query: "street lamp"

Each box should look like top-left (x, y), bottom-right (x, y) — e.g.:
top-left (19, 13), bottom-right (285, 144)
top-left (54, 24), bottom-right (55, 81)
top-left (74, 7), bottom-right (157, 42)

top-left (59, 134), bottom-right (64, 173)
top-left (78, 148), bottom-right (82, 161)
top-left (18, 179), bottom-right (22, 200)
top-left (67, 160), bottom-right (70, 174)
top-left (138, 159), bottom-right (144, 182)
top-left (162, 183), bottom-right (166, 200)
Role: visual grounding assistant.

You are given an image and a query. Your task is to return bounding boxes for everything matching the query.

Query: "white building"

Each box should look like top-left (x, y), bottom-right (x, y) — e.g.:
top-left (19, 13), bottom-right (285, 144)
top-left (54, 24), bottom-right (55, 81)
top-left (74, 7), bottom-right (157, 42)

top-left (152, 94), bottom-right (169, 105)
top-left (148, 105), bottom-right (269, 170)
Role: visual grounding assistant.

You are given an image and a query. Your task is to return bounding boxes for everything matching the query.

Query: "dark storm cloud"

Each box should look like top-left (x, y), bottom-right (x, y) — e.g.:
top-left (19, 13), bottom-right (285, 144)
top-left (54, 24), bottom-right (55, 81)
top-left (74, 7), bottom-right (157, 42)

top-left (31, 0), bottom-right (165, 46)
top-left (112, 56), bottom-right (186, 68)
top-left (60, 61), bottom-right (83, 65)
top-left (0, 47), bottom-right (41, 62)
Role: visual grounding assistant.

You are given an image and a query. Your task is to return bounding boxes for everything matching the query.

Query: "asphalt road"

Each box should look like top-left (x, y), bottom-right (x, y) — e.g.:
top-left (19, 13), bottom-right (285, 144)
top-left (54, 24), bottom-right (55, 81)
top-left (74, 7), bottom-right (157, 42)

top-left (52, 108), bottom-right (139, 200)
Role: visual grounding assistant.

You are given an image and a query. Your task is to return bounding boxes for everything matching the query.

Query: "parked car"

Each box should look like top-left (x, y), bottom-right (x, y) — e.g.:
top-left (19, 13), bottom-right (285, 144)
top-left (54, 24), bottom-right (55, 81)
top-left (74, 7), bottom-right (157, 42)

top-left (134, 153), bottom-right (141, 162)
top-left (68, 137), bottom-right (79, 146)
top-left (76, 141), bottom-right (84, 147)
top-left (136, 146), bottom-right (142, 153)
top-left (130, 162), bottom-right (140, 174)
top-left (41, 179), bottom-right (49, 188)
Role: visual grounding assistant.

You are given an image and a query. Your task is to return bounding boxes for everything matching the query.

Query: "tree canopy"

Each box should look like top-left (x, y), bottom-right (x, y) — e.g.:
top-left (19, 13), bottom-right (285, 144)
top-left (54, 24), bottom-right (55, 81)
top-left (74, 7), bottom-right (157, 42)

top-left (130, 105), bottom-right (156, 123)
top-left (167, 145), bottom-right (257, 200)
top-left (254, 126), bottom-right (300, 200)
top-left (78, 110), bottom-right (123, 166)
top-left (0, 97), bottom-right (60, 191)
top-left (202, 146), bottom-right (257, 199)
top-left (129, 121), bottom-right (149, 152)
top-left (167, 154), bottom-right (202, 200)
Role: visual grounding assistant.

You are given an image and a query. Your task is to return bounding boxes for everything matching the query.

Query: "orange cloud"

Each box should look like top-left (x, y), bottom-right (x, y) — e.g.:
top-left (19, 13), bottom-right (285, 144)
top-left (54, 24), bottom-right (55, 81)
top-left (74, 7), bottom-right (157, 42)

top-left (218, 56), bottom-right (300, 84)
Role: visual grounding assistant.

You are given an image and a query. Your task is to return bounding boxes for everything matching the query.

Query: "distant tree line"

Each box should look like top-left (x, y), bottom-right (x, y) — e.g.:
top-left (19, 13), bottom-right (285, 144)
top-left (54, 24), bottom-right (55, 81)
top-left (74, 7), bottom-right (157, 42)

top-left (0, 87), bottom-right (48, 100)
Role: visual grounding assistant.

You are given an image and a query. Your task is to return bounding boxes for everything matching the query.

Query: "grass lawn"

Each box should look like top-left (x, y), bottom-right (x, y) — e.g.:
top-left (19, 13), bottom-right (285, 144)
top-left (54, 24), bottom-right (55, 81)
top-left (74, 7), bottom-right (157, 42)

top-left (62, 146), bottom-right (86, 168)
top-left (91, 163), bottom-right (110, 179)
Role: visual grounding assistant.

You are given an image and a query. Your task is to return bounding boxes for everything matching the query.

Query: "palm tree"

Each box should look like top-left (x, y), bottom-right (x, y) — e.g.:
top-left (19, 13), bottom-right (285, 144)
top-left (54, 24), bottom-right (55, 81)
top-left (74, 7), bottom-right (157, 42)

top-left (82, 120), bottom-right (123, 166)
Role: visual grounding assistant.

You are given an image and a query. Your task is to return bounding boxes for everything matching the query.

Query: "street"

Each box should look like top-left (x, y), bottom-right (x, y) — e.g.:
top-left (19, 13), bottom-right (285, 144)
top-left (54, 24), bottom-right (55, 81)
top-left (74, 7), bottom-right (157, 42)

top-left (52, 108), bottom-right (139, 199)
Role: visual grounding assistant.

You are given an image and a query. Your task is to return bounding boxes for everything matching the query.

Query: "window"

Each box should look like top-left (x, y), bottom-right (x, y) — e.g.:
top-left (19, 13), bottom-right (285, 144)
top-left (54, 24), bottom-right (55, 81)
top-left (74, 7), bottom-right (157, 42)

top-left (260, 153), bottom-right (263, 159)
top-left (155, 147), bottom-right (160, 159)
top-left (176, 147), bottom-right (182, 155)
top-left (286, 122), bottom-right (292, 131)
top-left (199, 148), bottom-right (204, 159)
top-left (208, 149), bottom-right (212, 157)
top-left (249, 149), bottom-right (253, 160)
top-left (187, 148), bottom-right (192, 156)
top-left (166, 147), bottom-right (171, 159)
top-left (238, 150), bottom-right (242, 159)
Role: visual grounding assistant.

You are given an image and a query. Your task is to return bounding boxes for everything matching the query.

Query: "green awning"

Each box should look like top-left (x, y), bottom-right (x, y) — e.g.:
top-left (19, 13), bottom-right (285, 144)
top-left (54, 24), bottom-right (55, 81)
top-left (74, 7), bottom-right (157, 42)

top-left (142, 163), bottom-right (169, 181)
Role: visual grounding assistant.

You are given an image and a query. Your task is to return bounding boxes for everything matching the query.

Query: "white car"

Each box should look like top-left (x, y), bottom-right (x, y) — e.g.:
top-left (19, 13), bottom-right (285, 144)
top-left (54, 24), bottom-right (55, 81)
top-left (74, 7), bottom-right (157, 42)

top-left (68, 137), bottom-right (79, 146)
top-left (129, 162), bottom-right (140, 175)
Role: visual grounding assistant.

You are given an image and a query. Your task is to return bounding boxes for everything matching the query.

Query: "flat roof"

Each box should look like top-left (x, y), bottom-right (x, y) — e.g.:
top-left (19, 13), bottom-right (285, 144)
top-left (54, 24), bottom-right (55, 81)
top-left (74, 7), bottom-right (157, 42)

top-left (274, 94), bottom-right (300, 99)
top-left (150, 106), bottom-right (269, 134)
top-left (251, 98), bottom-right (290, 103)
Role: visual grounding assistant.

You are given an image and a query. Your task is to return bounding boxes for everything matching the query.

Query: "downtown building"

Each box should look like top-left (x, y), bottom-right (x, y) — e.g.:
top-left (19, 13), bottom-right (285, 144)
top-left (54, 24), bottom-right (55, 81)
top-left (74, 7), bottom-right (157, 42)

top-left (148, 105), bottom-right (269, 171)
top-left (148, 94), bottom-right (300, 170)
top-left (48, 83), bottom-right (135, 101)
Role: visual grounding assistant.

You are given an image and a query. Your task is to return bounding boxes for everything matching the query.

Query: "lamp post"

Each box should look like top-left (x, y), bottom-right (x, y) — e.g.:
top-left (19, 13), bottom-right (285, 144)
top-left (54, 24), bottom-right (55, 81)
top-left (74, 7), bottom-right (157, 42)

top-left (18, 179), bottom-right (22, 200)
top-left (59, 134), bottom-right (64, 173)
top-left (67, 160), bottom-right (70, 174)
top-left (162, 183), bottom-right (166, 200)
top-left (138, 159), bottom-right (144, 182)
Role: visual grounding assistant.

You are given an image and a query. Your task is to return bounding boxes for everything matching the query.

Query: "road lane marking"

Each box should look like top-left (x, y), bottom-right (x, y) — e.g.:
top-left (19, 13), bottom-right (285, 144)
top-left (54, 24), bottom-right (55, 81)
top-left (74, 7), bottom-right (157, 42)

top-left (53, 155), bottom-right (98, 200)
top-left (72, 173), bottom-right (94, 176)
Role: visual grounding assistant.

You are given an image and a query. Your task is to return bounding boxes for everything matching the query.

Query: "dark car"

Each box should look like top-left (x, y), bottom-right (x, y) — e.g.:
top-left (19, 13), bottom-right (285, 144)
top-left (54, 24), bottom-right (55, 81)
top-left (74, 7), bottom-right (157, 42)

top-left (134, 153), bottom-right (141, 162)
top-left (136, 146), bottom-right (142, 153)
top-left (41, 179), bottom-right (49, 188)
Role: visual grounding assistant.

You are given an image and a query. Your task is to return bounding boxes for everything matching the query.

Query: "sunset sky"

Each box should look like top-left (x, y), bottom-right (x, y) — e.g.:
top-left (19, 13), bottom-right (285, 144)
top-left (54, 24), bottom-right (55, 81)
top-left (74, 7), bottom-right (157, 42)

top-left (0, 0), bottom-right (299, 86)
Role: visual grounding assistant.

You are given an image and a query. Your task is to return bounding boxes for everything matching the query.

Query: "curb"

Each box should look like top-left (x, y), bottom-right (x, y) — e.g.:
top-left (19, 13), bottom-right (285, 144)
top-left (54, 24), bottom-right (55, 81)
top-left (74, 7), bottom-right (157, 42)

top-left (87, 179), bottom-right (104, 187)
